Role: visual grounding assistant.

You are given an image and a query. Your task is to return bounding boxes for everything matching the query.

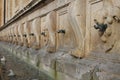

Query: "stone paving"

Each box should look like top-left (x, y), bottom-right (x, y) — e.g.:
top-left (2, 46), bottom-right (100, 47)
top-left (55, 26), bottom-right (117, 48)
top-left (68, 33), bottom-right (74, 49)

top-left (0, 46), bottom-right (54, 80)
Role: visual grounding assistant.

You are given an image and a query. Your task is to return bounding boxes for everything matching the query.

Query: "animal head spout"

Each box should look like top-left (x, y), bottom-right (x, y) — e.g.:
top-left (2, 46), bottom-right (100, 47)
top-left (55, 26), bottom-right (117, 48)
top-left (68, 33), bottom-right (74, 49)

top-left (94, 19), bottom-right (108, 33)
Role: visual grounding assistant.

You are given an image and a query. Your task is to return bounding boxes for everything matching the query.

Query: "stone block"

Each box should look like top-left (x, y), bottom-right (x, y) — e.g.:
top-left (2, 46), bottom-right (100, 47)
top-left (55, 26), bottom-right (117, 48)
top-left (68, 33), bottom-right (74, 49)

top-left (99, 62), bottom-right (120, 75)
top-left (93, 72), bottom-right (120, 80)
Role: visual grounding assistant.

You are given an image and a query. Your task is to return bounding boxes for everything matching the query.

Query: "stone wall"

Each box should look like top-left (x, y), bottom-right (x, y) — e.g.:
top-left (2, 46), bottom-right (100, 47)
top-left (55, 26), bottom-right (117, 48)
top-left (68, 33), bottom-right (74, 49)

top-left (1, 0), bottom-right (120, 57)
top-left (5, 0), bottom-right (32, 21)
top-left (0, 0), bottom-right (87, 58)
top-left (0, 0), bottom-right (120, 80)
top-left (0, 0), bottom-right (4, 26)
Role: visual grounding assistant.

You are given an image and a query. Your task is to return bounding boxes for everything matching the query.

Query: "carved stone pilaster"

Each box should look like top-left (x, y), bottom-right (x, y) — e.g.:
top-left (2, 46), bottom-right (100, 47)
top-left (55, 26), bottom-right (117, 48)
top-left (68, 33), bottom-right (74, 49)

top-left (31, 18), bottom-right (41, 50)
top-left (68, 0), bottom-right (86, 58)
top-left (46, 11), bottom-right (56, 53)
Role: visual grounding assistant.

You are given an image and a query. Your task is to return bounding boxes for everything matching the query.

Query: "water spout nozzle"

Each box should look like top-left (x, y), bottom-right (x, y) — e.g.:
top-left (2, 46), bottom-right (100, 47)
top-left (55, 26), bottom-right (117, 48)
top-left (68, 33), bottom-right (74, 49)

top-left (57, 29), bottom-right (65, 34)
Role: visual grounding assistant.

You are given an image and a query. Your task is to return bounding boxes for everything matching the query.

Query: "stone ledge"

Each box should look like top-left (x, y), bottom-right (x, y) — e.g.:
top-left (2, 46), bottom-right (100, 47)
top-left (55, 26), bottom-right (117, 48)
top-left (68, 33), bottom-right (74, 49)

top-left (0, 42), bottom-right (120, 80)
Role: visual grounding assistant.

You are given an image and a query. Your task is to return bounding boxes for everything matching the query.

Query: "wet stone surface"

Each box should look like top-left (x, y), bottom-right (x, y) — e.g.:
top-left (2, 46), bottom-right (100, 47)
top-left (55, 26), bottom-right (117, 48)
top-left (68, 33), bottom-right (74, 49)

top-left (0, 47), bottom-right (54, 80)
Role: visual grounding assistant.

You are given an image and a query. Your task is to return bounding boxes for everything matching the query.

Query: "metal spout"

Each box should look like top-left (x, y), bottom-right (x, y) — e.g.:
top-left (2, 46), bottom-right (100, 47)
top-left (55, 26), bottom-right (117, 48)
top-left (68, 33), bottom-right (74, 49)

top-left (41, 32), bottom-right (46, 36)
top-left (94, 19), bottom-right (107, 32)
top-left (57, 29), bottom-right (65, 34)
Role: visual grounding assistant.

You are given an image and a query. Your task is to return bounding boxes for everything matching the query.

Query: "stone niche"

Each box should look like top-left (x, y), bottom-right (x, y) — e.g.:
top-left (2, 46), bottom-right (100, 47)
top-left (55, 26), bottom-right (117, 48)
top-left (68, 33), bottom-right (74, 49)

top-left (87, 0), bottom-right (104, 52)
top-left (23, 22), bottom-right (28, 47)
top-left (13, 26), bottom-right (16, 44)
top-left (24, 22), bottom-right (31, 48)
top-left (46, 11), bottom-right (56, 53)
top-left (31, 18), bottom-right (41, 50)
top-left (16, 25), bottom-right (19, 45)
top-left (18, 24), bottom-right (24, 46)
top-left (88, 0), bottom-right (120, 53)
top-left (11, 27), bottom-right (15, 44)
top-left (26, 18), bottom-right (41, 49)
top-left (41, 16), bottom-right (49, 48)
top-left (56, 6), bottom-right (76, 52)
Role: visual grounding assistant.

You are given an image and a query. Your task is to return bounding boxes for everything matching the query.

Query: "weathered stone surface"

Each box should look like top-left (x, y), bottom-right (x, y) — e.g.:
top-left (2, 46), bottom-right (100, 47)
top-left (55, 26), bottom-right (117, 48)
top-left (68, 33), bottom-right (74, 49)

top-left (1, 0), bottom-right (119, 59)
top-left (94, 72), bottom-right (120, 80)
top-left (0, 42), bottom-right (120, 80)
top-left (46, 11), bottom-right (56, 53)
top-left (99, 62), bottom-right (120, 75)
top-left (0, 0), bottom-right (120, 80)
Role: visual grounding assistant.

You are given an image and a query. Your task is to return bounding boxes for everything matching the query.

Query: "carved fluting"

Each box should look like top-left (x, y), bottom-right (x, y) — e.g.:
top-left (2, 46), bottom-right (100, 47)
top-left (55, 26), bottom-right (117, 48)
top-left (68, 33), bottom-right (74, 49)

top-left (9, 28), bottom-right (12, 43)
top-left (13, 26), bottom-right (17, 44)
top-left (56, 7), bottom-right (76, 53)
top-left (29, 21), bottom-right (39, 48)
top-left (46, 11), bottom-right (56, 53)
top-left (68, 0), bottom-right (86, 58)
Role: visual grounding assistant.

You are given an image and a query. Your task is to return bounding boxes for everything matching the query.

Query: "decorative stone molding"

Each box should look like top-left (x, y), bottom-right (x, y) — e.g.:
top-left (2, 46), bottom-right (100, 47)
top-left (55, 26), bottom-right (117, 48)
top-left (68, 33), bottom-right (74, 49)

top-left (18, 24), bottom-right (24, 46)
top-left (46, 11), bottom-right (56, 53)
top-left (31, 18), bottom-right (41, 50)
top-left (68, 0), bottom-right (86, 58)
